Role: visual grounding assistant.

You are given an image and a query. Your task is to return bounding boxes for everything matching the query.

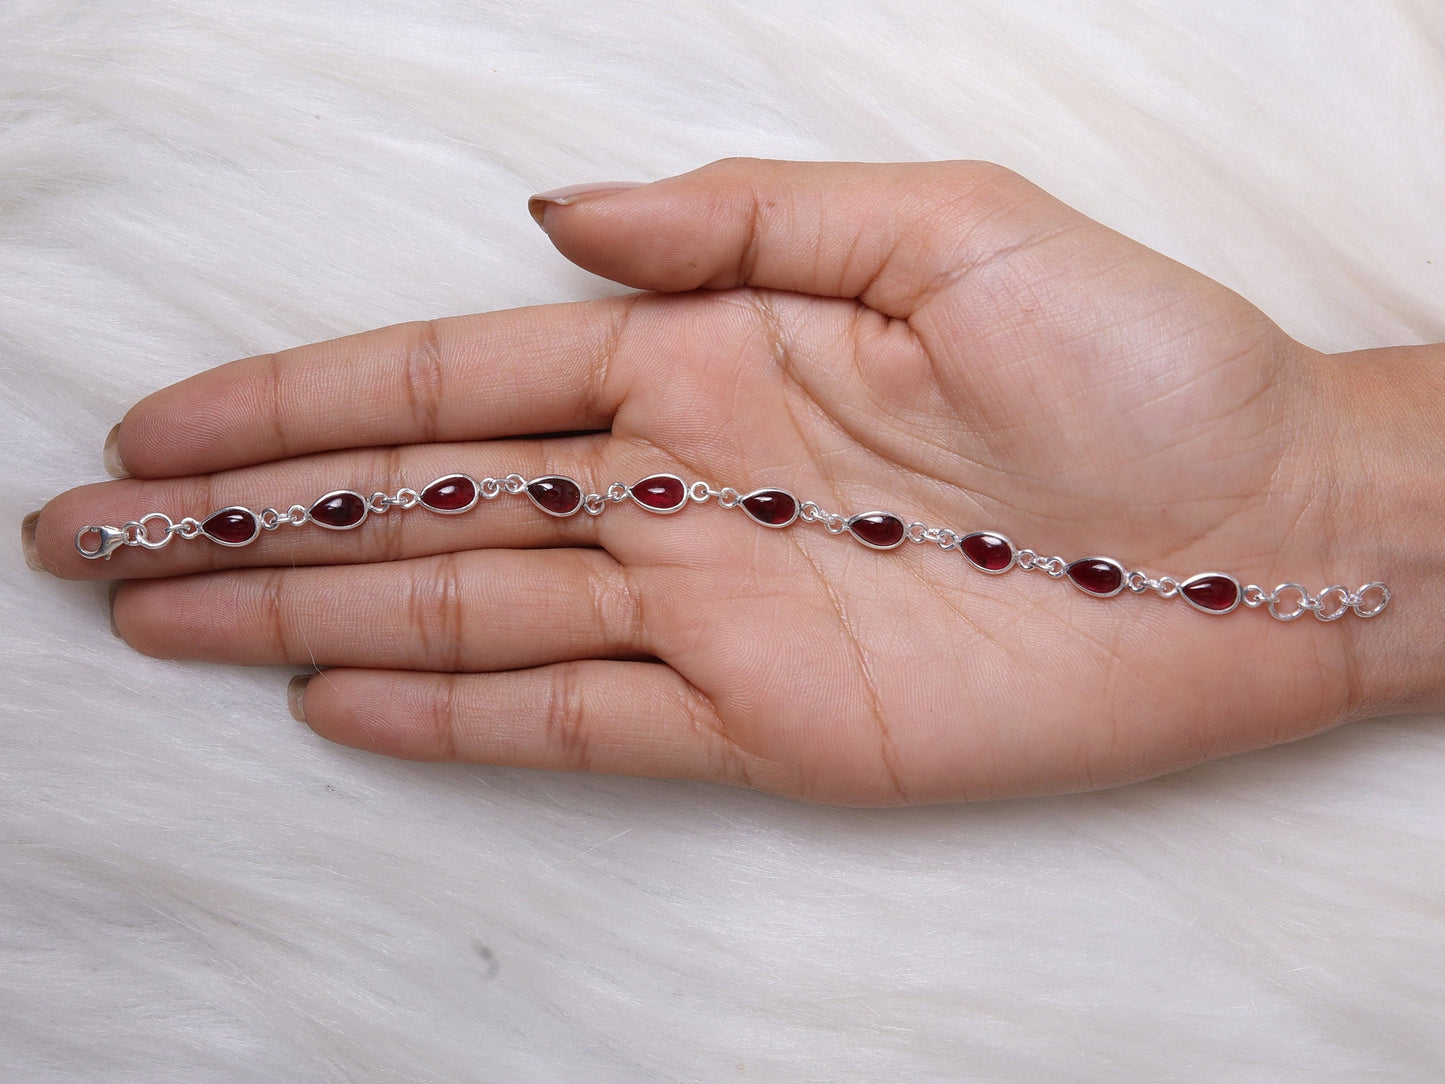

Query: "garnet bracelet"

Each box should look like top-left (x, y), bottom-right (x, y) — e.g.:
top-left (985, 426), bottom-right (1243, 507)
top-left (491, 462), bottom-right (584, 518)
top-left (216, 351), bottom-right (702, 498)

top-left (75, 471), bottom-right (1391, 622)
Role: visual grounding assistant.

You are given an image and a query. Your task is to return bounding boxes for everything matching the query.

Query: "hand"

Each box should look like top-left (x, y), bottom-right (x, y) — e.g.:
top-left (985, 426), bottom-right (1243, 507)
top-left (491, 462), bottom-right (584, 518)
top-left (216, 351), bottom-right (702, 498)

top-left (28, 160), bottom-right (1435, 804)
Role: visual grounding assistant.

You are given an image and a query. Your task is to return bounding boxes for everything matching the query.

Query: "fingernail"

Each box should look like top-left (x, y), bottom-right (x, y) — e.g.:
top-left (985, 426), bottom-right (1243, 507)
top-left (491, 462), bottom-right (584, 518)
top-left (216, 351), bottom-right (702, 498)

top-left (21, 510), bottom-right (44, 572)
top-left (528, 181), bottom-right (647, 230)
top-left (288, 675), bottom-right (311, 724)
top-left (108, 580), bottom-right (123, 638)
top-left (103, 423), bottom-right (129, 479)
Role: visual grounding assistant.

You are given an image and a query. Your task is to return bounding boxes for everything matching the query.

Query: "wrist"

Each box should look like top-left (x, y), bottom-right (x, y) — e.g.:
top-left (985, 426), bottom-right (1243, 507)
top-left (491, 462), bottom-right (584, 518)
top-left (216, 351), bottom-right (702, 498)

top-left (1318, 342), bottom-right (1445, 718)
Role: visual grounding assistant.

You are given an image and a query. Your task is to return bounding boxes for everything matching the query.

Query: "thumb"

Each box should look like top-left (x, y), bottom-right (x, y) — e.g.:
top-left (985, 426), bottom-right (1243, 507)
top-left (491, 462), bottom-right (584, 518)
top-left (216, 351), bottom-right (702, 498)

top-left (528, 158), bottom-right (1087, 319)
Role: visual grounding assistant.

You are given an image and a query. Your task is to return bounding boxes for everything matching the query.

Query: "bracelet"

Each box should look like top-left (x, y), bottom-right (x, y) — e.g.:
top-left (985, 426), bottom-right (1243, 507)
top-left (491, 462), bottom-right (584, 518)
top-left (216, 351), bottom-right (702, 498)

top-left (75, 471), bottom-right (1391, 622)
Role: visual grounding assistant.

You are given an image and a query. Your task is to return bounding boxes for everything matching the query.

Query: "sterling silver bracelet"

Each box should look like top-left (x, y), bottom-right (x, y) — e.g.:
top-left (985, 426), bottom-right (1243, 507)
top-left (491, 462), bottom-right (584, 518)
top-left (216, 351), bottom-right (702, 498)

top-left (75, 471), bottom-right (1391, 622)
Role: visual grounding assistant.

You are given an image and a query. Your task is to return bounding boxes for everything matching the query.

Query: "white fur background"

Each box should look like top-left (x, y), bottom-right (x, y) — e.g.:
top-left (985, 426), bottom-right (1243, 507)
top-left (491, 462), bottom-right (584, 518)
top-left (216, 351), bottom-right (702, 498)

top-left (5, 1), bottom-right (1444, 1079)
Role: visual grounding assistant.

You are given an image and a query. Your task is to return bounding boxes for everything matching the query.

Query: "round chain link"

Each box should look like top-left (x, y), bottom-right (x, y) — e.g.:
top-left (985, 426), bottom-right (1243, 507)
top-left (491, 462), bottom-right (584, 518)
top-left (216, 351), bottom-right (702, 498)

top-left (132, 514), bottom-right (176, 550)
top-left (1267, 583), bottom-right (1311, 622)
top-left (1352, 582), bottom-right (1391, 618)
top-left (1314, 585), bottom-right (1352, 622)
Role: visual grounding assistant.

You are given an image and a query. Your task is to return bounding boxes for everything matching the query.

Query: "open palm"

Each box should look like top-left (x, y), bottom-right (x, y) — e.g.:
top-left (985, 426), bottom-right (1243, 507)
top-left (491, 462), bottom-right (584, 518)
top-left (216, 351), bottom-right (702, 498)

top-left (37, 160), bottom-right (1370, 804)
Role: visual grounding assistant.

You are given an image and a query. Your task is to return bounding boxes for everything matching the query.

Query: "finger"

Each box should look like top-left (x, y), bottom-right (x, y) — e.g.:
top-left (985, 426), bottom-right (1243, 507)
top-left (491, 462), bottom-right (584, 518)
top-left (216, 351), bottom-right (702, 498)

top-left (293, 663), bottom-right (777, 790)
top-left (112, 298), bottom-right (638, 478)
top-left (34, 434), bottom-right (623, 580)
top-left (530, 158), bottom-right (1088, 319)
top-left (114, 547), bottom-right (653, 672)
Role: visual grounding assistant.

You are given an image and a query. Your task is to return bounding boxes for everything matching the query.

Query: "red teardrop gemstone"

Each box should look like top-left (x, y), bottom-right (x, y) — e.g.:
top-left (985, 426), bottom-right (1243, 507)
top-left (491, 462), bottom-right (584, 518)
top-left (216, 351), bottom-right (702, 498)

top-left (740, 489), bottom-right (798, 528)
top-left (1066, 558), bottom-right (1124, 596)
top-left (202, 508), bottom-right (259, 546)
top-left (960, 531), bottom-right (1014, 572)
top-left (631, 474), bottom-right (686, 513)
top-left (527, 476), bottom-right (583, 517)
top-left (1180, 573), bottom-right (1240, 614)
top-left (420, 475), bottom-right (477, 513)
top-left (847, 512), bottom-right (905, 549)
top-left (309, 491), bottom-right (367, 529)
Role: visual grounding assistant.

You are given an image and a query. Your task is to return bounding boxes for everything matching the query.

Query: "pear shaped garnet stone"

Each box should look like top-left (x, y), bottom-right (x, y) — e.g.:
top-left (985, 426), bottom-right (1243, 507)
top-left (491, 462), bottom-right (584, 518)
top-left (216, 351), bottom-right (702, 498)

top-left (740, 489), bottom-right (798, 528)
top-left (960, 531), bottom-right (1015, 573)
top-left (1180, 573), bottom-right (1240, 614)
top-left (631, 474), bottom-right (687, 514)
top-left (202, 508), bottom-right (259, 546)
top-left (846, 512), bottom-right (906, 550)
top-left (420, 475), bottom-right (477, 514)
top-left (1066, 558), bottom-right (1125, 597)
top-left (308, 491), bottom-right (367, 530)
top-left (526, 476), bottom-right (583, 517)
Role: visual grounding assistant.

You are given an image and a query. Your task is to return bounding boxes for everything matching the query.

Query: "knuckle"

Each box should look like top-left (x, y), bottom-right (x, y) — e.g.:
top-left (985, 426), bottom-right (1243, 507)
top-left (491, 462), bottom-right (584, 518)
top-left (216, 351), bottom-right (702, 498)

top-left (702, 156), bottom-right (764, 179)
top-left (407, 554), bottom-right (466, 671)
top-left (261, 351), bottom-right (292, 460)
top-left (938, 160), bottom-right (1050, 224)
top-left (582, 294), bottom-right (638, 424)
top-left (422, 674), bottom-right (463, 761)
top-left (956, 158), bottom-right (1027, 189)
top-left (398, 320), bottom-right (446, 442)
top-left (542, 664), bottom-right (594, 772)
top-left (580, 557), bottom-right (647, 652)
top-left (258, 569), bottom-right (299, 660)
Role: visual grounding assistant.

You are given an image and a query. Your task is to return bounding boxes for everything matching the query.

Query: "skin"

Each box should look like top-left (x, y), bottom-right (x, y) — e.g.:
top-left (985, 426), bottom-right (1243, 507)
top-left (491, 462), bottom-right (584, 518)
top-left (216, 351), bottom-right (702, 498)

top-left (27, 159), bottom-right (1445, 805)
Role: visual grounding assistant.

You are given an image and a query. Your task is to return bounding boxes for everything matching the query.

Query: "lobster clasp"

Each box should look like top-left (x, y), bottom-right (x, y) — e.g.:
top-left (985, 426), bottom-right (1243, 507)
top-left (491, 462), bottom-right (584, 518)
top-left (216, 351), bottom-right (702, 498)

top-left (75, 524), bottom-right (128, 560)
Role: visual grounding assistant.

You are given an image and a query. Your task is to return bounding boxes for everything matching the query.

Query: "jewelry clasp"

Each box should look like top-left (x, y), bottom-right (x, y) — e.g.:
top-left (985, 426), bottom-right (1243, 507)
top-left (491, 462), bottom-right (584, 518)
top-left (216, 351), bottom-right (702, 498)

top-left (75, 524), bottom-right (127, 560)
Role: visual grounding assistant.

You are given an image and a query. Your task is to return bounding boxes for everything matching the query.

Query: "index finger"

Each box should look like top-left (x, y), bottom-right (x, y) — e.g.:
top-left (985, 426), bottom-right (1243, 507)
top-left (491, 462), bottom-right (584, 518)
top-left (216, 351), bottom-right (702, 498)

top-left (112, 297), bottom-right (640, 478)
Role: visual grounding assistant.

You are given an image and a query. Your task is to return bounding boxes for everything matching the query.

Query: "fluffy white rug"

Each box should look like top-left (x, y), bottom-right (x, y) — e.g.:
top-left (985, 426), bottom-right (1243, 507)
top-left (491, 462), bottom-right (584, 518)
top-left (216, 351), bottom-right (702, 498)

top-left (5, 1), bottom-right (1443, 1078)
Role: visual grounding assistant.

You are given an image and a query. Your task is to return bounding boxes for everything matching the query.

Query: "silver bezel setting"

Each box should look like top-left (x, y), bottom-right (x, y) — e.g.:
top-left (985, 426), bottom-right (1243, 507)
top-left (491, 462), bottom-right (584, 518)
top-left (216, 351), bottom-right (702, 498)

top-left (525, 476), bottom-right (585, 518)
top-left (307, 490), bottom-right (370, 530)
top-left (959, 530), bottom-right (1017, 575)
top-left (629, 474), bottom-right (689, 515)
top-left (201, 506), bottom-right (262, 547)
top-left (739, 488), bottom-right (800, 529)
top-left (1065, 556), bottom-right (1126, 598)
top-left (845, 511), bottom-right (907, 550)
top-left (419, 474), bottom-right (480, 515)
top-left (1179, 571), bottom-right (1241, 615)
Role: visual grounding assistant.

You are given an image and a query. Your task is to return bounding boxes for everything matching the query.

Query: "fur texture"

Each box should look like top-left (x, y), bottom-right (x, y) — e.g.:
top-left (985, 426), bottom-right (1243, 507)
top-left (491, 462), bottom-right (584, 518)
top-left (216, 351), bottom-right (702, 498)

top-left (4, 1), bottom-right (1443, 1078)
